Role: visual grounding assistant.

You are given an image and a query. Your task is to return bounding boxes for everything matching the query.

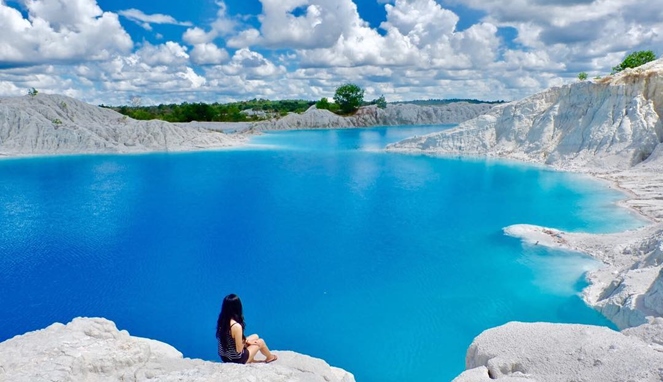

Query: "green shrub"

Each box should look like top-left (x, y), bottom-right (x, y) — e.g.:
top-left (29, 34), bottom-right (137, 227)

top-left (316, 98), bottom-right (331, 110)
top-left (374, 95), bottom-right (387, 109)
top-left (612, 50), bottom-right (657, 74)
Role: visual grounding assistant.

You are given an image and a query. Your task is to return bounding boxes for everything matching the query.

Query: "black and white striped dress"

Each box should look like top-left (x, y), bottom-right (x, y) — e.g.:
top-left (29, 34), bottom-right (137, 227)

top-left (218, 323), bottom-right (248, 363)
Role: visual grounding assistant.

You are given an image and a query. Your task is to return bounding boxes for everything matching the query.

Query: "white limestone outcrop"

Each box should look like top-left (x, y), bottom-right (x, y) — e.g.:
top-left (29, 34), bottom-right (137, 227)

top-left (503, 223), bottom-right (663, 331)
top-left (0, 94), bottom-right (246, 157)
top-left (388, 60), bottom-right (663, 173)
top-left (452, 322), bottom-right (663, 382)
top-left (385, 59), bottom-right (663, 380)
top-left (0, 317), bottom-right (355, 382)
top-left (250, 103), bottom-right (494, 131)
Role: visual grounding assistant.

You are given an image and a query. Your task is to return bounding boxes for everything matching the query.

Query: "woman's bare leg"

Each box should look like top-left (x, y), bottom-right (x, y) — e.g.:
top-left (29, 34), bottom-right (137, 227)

top-left (246, 337), bottom-right (276, 363)
top-left (246, 334), bottom-right (259, 343)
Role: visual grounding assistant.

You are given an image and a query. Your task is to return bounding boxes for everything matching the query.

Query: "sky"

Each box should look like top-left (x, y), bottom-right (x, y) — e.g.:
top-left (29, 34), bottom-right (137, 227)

top-left (0, 0), bottom-right (661, 105)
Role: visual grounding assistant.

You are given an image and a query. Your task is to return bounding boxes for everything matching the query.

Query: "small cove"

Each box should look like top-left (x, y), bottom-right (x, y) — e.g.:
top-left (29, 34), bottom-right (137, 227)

top-left (0, 125), bottom-right (647, 381)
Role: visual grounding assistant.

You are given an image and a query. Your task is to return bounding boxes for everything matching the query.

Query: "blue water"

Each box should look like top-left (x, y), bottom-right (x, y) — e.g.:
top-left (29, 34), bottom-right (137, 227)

top-left (0, 126), bottom-right (645, 381)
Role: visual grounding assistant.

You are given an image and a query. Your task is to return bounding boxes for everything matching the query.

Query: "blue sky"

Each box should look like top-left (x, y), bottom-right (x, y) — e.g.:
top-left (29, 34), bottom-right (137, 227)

top-left (0, 0), bottom-right (660, 105)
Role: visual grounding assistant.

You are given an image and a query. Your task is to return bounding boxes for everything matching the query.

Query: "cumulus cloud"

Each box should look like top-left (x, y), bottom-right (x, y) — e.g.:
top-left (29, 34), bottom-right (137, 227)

top-left (1, 0), bottom-right (662, 104)
top-left (75, 52), bottom-right (207, 95)
top-left (135, 42), bottom-right (190, 67)
top-left (0, 0), bottom-right (133, 66)
top-left (211, 48), bottom-right (286, 79)
top-left (118, 8), bottom-right (193, 31)
top-left (452, 0), bottom-right (663, 65)
top-left (293, 0), bottom-right (500, 70)
top-left (253, 0), bottom-right (364, 49)
top-left (182, 1), bottom-right (238, 45)
top-left (189, 43), bottom-right (230, 65)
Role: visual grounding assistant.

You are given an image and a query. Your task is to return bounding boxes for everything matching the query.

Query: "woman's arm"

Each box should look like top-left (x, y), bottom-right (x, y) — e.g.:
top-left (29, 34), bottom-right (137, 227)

top-left (231, 323), bottom-right (245, 354)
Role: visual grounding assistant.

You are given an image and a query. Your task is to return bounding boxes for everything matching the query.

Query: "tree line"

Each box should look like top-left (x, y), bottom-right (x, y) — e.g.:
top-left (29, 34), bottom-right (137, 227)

top-left (101, 99), bottom-right (316, 122)
top-left (102, 83), bottom-right (506, 123)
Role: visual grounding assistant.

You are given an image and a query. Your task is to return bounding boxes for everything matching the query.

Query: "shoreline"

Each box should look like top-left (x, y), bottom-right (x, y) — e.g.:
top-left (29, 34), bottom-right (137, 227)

top-left (386, 60), bottom-right (663, 377)
top-left (388, 134), bottom-right (663, 332)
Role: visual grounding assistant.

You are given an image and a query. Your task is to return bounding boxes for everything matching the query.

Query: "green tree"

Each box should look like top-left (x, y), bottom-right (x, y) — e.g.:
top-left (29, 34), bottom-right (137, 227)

top-left (374, 95), bottom-right (387, 109)
top-left (612, 50), bottom-right (657, 74)
top-left (316, 97), bottom-right (331, 110)
top-left (28, 87), bottom-right (38, 97)
top-left (578, 72), bottom-right (588, 81)
top-left (333, 83), bottom-right (364, 114)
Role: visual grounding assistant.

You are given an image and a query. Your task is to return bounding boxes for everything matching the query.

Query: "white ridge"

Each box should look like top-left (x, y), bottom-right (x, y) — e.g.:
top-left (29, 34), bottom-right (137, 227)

top-left (0, 94), bottom-right (246, 157)
top-left (250, 102), bottom-right (495, 131)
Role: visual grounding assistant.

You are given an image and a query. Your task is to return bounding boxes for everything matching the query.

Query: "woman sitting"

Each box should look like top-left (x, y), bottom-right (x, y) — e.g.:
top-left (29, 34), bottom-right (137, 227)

top-left (216, 293), bottom-right (278, 364)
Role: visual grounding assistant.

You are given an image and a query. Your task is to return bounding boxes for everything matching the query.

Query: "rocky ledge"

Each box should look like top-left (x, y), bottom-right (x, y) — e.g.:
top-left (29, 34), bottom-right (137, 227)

top-left (0, 317), bottom-right (354, 382)
top-left (453, 321), bottom-right (663, 381)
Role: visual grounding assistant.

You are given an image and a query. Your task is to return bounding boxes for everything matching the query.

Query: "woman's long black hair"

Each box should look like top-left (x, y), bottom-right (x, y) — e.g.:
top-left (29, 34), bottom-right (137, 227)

top-left (216, 294), bottom-right (245, 343)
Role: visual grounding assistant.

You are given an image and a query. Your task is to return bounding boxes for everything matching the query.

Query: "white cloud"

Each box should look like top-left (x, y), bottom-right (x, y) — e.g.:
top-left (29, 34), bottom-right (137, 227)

top-left (0, 0), bottom-right (132, 65)
top-left (183, 27), bottom-right (213, 45)
top-left (295, 0), bottom-right (501, 70)
top-left (177, 67), bottom-right (206, 88)
top-left (211, 48), bottom-right (286, 79)
top-left (239, 0), bottom-right (367, 49)
top-left (190, 43), bottom-right (230, 65)
top-left (182, 1), bottom-right (238, 45)
top-left (1, 0), bottom-right (662, 105)
top-left (384, 0), bottom-right (458, 45)
top-left (451, 0), bottom-right (663, 63)
top-left (135, 42), bottom-right (190, 67)
top-left (118, 8), bottom-right (193, 31)
top-left (227, 28), bottom-right (262, 48)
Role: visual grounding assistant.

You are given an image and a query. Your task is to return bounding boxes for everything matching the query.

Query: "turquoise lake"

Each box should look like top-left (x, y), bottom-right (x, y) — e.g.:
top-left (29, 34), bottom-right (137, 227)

top-left (0, 125), bottom-right (645, 381)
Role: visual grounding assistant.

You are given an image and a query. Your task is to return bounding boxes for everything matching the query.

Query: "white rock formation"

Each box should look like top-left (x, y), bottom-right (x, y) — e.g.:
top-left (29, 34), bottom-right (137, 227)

top-left (0, 94), bottom-right (246, 157)
top-left (0, 317), bottom-right (355, 382)
top-left (386, 59), bottom-right (663, 380)
top-left (502, 223), bottom-right (663, 332)
top-left (251, 103), bottom-right (494, 131)
top-left (452, 322), bottom-right (663, 382)
top-left (388, 60), bottom-right (663, 173)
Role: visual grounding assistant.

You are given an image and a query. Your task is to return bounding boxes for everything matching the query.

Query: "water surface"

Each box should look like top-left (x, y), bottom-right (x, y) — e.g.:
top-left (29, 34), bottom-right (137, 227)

top-left (0, 125), bottom-right (645, 381)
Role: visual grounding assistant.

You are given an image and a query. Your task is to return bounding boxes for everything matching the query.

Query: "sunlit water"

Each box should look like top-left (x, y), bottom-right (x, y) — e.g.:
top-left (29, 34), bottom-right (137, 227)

top-left (0, 125), bottom-right (646, 381)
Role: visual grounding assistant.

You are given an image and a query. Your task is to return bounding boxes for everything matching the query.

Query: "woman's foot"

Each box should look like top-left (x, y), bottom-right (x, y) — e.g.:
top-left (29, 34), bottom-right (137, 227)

top-left (265, 354), bottom-right (278, 363)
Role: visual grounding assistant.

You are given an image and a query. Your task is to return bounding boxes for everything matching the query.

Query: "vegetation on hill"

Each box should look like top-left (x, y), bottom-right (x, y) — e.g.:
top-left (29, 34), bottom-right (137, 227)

top-left (333, 83), bottom-right (364, 114)
top-left (612, 50), bottom-right (657, 74)
top-left (101, 99), bottom-right (316, 122)
top-left (103, 92), bottom-right (501, 122)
